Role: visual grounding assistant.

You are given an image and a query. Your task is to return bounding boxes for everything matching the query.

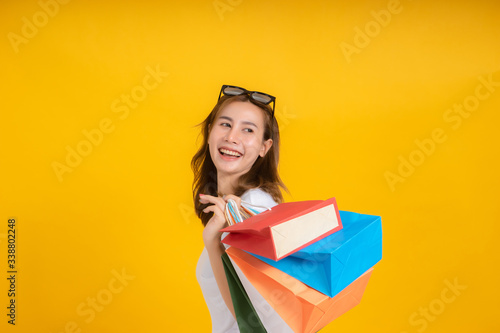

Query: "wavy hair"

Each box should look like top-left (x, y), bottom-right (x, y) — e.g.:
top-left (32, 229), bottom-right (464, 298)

top-left (191, 94), bottom-right (287, 226)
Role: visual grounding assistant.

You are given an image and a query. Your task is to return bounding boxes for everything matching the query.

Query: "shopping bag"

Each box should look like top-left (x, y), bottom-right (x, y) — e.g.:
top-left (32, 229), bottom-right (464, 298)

top-left (221, 252), bottom-right (267, 333)
top-left (221, 198), bottom-right (342, 261)
top-left (227, 247), bottom-right (374, 333)
top-left (251, 210), bottom-right (382, 297)
top-left (221, 198), bottom-right (269, 332)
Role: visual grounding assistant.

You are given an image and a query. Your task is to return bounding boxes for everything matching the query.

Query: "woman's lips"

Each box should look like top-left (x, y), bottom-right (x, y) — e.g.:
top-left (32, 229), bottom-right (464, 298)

top-left (219, 148), bottom-right (242, 159)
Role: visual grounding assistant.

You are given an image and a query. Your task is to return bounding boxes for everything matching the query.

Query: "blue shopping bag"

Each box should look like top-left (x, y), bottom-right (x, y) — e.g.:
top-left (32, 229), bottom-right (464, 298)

top-left (250, 210), bottom-right (382, 298)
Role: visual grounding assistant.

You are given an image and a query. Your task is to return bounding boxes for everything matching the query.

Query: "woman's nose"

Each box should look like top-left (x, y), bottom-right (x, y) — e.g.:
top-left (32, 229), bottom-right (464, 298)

top-left (224, 127), bottom-right (239, 144)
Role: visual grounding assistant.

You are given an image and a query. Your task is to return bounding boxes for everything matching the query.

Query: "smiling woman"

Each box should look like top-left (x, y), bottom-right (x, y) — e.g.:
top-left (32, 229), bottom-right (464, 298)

top-left (191, 85), bottom-right (289, 332)
top-left (208, 102), bottom-right (274, 194)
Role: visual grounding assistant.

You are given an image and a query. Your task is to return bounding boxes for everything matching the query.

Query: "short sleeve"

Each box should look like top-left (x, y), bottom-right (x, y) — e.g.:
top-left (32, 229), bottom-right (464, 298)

top-left (240, 188), bottom-right (278, 213)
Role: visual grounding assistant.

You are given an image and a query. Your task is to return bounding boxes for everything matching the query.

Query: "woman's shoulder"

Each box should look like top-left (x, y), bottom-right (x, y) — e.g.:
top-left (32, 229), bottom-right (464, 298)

top-left (241, 188), bottom-right (278, 211)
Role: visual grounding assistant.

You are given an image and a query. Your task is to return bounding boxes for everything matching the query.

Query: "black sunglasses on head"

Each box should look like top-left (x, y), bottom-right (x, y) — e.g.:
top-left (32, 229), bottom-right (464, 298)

top-left (218, 84), bottom-right (276, 119)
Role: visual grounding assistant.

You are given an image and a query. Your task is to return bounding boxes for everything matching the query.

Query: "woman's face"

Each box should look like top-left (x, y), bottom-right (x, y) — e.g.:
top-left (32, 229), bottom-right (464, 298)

top-left (208, 101), bottom-right (273, 181)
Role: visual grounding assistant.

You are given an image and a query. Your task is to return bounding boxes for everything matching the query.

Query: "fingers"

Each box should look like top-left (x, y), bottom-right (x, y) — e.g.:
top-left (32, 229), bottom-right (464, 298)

top-left (202, 208), bottom-right (226, 246)
top-left (222, 194), bottom-right (242, 209)
top-left (199, 193), bottom-right (243, 218)
top-left (199, 194), bottom-right (226, 212)
top-left (202, 204), bottom-right (225, 221)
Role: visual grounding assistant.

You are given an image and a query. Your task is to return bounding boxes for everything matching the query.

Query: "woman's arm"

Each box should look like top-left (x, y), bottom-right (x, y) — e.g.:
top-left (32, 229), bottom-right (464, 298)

top-left (199, 194), bottom-right (241, 319)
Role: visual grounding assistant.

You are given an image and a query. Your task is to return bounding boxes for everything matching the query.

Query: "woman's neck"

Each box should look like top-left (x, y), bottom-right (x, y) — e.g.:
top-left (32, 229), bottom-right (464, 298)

top-left (217, 173), bottom-right (237, 196)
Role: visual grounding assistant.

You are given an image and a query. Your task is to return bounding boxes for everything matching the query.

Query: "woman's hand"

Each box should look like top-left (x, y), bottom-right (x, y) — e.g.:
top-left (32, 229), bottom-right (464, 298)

top-left (199, 194), bottom-right (241, 247)
top-left (198, 193), bottom-right (242, 320)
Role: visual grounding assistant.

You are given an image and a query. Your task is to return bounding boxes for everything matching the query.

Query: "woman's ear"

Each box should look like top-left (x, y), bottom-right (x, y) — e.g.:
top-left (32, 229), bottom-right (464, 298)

top-left (259, 139), bottom-right (273, 157)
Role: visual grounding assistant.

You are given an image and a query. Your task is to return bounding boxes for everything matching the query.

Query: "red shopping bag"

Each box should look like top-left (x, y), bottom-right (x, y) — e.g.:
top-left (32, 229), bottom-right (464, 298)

top-left (221, 198), bottom-right (342, 261)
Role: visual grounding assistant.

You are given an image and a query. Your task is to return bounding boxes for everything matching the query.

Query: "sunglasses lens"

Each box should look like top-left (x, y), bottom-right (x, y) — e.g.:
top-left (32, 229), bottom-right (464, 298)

top-left (221, 86), bottom-right (274, 109)
top-left (224, 86), bottom-right (246, 96)
top-left (251, 92), bottom-right (272, 104)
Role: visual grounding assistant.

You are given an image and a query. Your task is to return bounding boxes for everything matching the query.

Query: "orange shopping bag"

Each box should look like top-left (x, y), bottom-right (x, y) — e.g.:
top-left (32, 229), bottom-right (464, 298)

top-left (227, 247), bottom-right (374, 333)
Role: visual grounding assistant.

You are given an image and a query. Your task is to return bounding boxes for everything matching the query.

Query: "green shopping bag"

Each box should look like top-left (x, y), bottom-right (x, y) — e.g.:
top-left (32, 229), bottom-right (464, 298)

top-left (222, 252), bottom-right (267, 333)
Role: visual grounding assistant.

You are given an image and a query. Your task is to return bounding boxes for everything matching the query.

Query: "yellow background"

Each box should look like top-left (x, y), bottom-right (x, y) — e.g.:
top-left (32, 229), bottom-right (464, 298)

top-left (1, 0), bottom-right (499, 332)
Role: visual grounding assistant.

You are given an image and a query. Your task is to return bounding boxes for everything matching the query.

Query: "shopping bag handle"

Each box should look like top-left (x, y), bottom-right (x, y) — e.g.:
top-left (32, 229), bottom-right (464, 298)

top-left (225, 199), bottom-right (272, 226)
top-left (241, 200), bottom-right (273, 212)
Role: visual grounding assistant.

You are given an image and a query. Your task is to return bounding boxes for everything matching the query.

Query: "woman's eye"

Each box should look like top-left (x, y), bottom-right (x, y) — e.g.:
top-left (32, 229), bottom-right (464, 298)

top-left (220, 122), bottom-right (231, 127)
top-left (243, 128), bottom-right (254, 133)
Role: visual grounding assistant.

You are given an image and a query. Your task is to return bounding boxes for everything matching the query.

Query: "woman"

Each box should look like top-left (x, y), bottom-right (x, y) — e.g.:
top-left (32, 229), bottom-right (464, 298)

top-left (192, 85), bottom-right (291, 332)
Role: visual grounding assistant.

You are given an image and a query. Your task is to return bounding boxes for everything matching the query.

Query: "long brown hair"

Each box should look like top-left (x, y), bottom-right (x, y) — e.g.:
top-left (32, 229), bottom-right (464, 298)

top-left (191, 93), bottom-right (287, 226)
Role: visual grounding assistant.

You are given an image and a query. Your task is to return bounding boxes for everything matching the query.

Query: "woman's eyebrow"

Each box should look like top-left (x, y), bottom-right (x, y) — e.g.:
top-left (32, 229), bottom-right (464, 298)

top-left (218, 116), bottom-right (233, 122)
top-left (241, 121), bottom-right (258, 128)
top-left (219, 116), bottom-right (258, 128)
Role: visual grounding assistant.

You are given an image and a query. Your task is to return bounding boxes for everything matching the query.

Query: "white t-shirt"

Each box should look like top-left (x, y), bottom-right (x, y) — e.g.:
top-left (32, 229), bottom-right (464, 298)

top-left (196, 188), bottom-right (293, 333)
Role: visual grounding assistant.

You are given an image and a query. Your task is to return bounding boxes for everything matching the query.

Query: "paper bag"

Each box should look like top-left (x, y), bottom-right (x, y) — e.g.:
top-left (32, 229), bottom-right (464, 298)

top-left (221, 198), bottom-right (342, 261)
top-left (221, 252), bottom-right (267, 333)
top-left (251, 210), bottom-right (382, 297)
top-left (227, 247), bottom-right (373, 333)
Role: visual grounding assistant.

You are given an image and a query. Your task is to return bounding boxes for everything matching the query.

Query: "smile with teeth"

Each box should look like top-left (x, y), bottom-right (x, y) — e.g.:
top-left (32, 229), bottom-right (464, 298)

top-left (219, 148), bottom-right (242, 157)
